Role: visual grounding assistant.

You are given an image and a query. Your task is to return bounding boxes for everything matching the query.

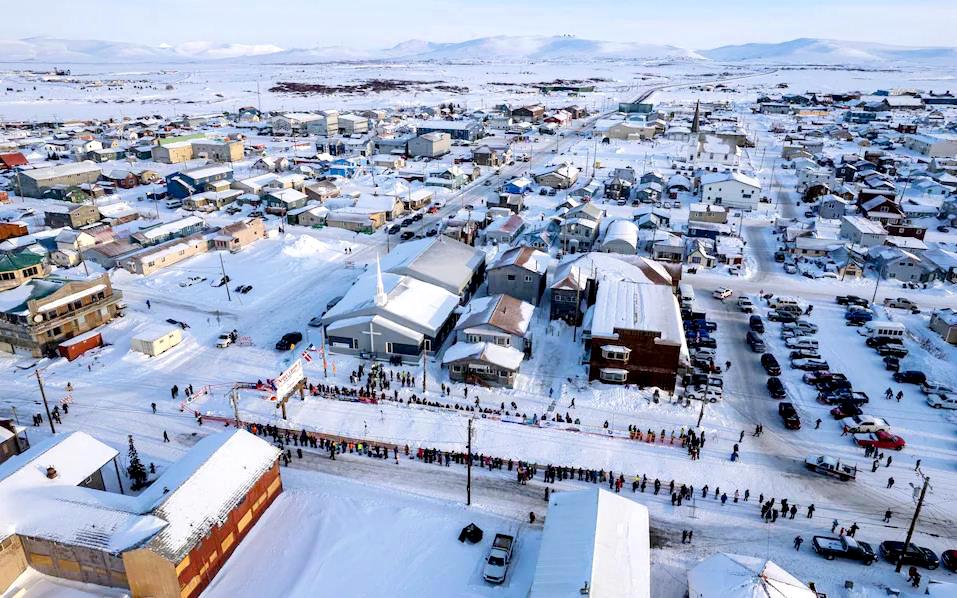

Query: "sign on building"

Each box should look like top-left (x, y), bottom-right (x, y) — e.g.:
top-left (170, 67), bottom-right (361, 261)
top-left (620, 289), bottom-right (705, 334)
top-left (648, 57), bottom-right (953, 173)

top-left (274, 359), bottom-right (304, 402)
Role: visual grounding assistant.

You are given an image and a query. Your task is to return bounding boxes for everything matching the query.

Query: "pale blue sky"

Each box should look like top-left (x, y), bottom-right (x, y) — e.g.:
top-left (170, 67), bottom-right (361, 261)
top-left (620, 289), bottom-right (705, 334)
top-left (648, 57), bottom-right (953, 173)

top-left (8, 0), bottom-right (956, 49)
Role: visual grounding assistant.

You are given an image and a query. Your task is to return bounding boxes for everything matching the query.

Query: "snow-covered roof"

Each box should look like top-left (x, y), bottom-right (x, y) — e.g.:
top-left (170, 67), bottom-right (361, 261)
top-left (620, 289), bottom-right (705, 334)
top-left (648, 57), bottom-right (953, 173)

top-left (530, 488), bottom-right (650, 598)
top-left (489, 245), bottom-right (549, 274)
top-left (601, 219), bottom-right (639, 248)
top-left (324, 271), bottom-right (459, 337)
top-left (700, 171), bottom-right (760, 189)
top-left (180, 164), bottom-right (232, 180)
top-left (22, 160), bottom-right (101, 182)
top-left (380, 236), bottom-right (485, 295)
top-left (456, 294), bottom-right (534, 337)
top-left (143, 429), bottom-right (280, 562)
top-left (442, 341), bottom-right (524, 370)
top-left (591, 279), bottom-right (682, 345)
top-left (688, 553), bottom-right (816, 598)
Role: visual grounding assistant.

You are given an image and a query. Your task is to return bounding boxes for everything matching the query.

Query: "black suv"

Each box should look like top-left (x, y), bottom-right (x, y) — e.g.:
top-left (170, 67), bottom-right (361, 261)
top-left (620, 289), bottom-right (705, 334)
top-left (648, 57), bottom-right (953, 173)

top-left (767, 377), bottom-right (786, 399)
top-left (761, 353), bottom-right (781, 376)
top-left (749, 315), bottom-right (765, 334)
top-left (275, 332), bottom-right (303, 351)
top-left (893, 370), bottom-right (926, 385)
top-left (879, 541), bottom-right (939, 569)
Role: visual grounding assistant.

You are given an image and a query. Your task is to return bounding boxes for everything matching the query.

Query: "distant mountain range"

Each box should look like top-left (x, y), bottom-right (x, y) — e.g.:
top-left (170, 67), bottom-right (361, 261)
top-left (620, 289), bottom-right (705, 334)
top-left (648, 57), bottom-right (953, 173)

top-left (1, 35), bottom-right (955, 66)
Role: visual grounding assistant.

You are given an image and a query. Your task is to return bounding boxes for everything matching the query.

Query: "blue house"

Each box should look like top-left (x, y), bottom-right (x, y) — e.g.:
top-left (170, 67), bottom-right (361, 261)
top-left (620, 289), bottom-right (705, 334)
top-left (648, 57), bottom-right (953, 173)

top-left (326, 158), bottom-right (360, 178)
top-left (166, 165), bottom-right (234, 199)
top-left (503, 176), bottom-right (533, 195)
top-left (414, 120), bottom-right (482, 142)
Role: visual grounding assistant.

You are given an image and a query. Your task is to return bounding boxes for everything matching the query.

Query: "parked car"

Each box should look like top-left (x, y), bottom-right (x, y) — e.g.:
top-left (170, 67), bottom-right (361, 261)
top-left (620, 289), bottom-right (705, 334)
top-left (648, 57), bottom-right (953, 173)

top-left (749, 315), bottom-right (765, 333)
top-left (761, 353), bottom-right (781, 376)
top-left (400, 231), bottom-right (415, 240)
top-left (842, 415), bottom-right (890, 434)
top-left (275, 332), bottom-right (303, 351)
top-left (792, 358), bottom-right (829, 371)
top-left (713, 287), bottom-right (732, 300)
top-left (778, 402), bottom-right (801, 429)
top-left (845, 311), bottom-right (874, 324)
top-left (746, 331), bottom-right (766, 353)
top-left (876, 345), bottom-right (908, 359)
top-left (783, 320), bottom-right (818, 334)
top-left (878, 541), bottom-right (939, 570)
top-left (894, 370), bottom-right (927, 385)
top-left (883, 297), bottom-right (920, 313)
top-left (920, 380), bottom-right (955, 395)
top-left (805, 371), bottom-right (846, 386)
top-left (854, 430), bottom-right (906, 451)
top-left (785, 337), bottom-right (819, 350)
top-left (482, 533), bottom-right (515, 584)
top-left (737, 297), bottom-right (755, 313)
top-left (768, 310), bottom-right (798, 323)
top-left (690, 337), bottom-right (717, 349)
top-left (943, 550), bottom-right (957, 572)
top-left (812, 535), bottom-right (876, 565)
top-left (836, 295), bottom-right (869, 307)
top-left (866, 336), bottom-right (903, 348)
top-left (790, 348), bottom-right (822, 360)
top-left (830, 401), bottom-right (864, 419)
top-left (926, 393), bottom-right (957, 409)
top-left (216, 333), bottom-right (234, 348)
top-left (387, 224), bottom-right (401, 234)
top-left (819, 390), bottom-right (869, 406)
top-left (883, 356), bottom-right (901, 371)
top-left (686, 386), bottom-right (723, 403)
top-left (805, 455), bottom-right (857, 481)
top-left (767, 376), bottom-right (786, 399)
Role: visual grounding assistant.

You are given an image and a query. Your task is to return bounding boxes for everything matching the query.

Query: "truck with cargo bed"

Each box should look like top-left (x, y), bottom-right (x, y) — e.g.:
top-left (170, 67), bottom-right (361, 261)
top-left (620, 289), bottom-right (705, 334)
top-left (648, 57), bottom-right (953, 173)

top-left (805, 455), bottom-right (857, 481)
top-left (483, 533), bottom-right (515, 584)
top-left (812, 535), bottom-right (876, 564)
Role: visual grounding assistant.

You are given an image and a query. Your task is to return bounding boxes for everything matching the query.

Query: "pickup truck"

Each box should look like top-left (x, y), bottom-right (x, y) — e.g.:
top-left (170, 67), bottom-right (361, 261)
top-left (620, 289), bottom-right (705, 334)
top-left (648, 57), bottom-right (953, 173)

top-left (805, 455), bottom-right (857, 481)
top-left (883, 297), bottom-right (920, 313)
top-left (812, 535), bottom-right (876, 564)
top-left (483, 533), bottom-right (515, 584)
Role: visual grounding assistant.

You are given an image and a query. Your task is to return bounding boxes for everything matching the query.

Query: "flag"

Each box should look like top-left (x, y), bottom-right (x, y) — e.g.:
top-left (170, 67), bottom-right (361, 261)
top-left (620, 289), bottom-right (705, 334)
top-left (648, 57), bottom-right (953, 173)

top-left (302, 350), bottom-right (313, 363)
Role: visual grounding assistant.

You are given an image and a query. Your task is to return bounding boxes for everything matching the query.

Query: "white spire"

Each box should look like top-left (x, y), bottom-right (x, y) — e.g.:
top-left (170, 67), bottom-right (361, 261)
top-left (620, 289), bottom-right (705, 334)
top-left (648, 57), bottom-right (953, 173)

top-left (374, 254), bottom-right (387, 307)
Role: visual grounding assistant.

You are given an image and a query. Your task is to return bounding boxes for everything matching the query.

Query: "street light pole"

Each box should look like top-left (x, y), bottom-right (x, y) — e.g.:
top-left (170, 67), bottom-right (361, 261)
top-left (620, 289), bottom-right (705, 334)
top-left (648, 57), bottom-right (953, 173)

top-left (34, 370), bottom-right (55, 434)
top-left (897, 475), bottom-right (930, 573)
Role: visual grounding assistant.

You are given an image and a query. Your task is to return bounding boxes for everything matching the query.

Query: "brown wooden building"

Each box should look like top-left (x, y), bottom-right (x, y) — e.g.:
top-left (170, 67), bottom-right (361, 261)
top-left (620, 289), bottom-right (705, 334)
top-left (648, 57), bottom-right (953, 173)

top-left (585, 279), bottom-right (685, 391)
top-left (0, 429), bottom-right (281, 598)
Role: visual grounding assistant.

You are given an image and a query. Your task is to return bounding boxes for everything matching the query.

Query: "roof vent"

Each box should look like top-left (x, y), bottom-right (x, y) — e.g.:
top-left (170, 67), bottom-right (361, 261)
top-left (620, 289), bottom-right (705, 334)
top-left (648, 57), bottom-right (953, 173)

top-left (46, 466), bottom-right (58, 479)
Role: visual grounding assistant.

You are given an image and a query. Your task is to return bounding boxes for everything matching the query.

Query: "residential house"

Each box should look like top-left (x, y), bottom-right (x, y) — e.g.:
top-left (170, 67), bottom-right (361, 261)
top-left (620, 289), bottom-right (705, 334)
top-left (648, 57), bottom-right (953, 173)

top-left (818, 194), bottom-right (852, 219)
top-left (840, 215), bottom-right (888, 247)
top-left (326, 208), bottom-right (386, 233)
top-left (272, 112), bottom-right (322, 135)
top-left (929, 309), bottom-right (957, 344)
top-left (414, 119), bottom-right (482, 142)
top-left (560, 202), bottom-right (604, 253)
top-left (123, 235), bottom-right (209, 276)
top-left (166, 166), bottom-right (233, 199)
top-left (355, 194), bottom-right (405, 221)
top-left (132, 216), bottom-right (204, 247)
top-left (0, 254), bottom-right (49, 291)
top-left (487, 246), bottom-right (549, 305)
top-left (212, 218), bottom-right (266, 253)
top-left (485, 214), bottom-right (526, 245)
top-left (688, 136), bottom-right (740, 167)
top-left (286, 205), bottom-right (329, 227)
top-left (263, 188), bottom-right (309, 213)
top-left (511, 105), bottom-right (545, 123)
top-left (699, 171), bottom-right (760, 210)
top-left (442, 294), bottom-right (535, 388)
top-left (426, 166), bottom-right (468, 189)
top-left (0, 274), bottom-right (122, 357)
top-left (685, 238), bottom-right (716, 268)
top-left (533, 163), bottom-right (579, 189)
top-left (503, 177), bottom-right (533, 194)
top-left (0, 419), bottom-right (28, 465)
top-left (183, 189), bottom-right (242, 212)
top-left (192, 139), bottom-right (244, 163)
top-left (903, 134), bottom-right (957, 158)
top-left (689, 203), bottom-right (728, 224)
top-left (43, 202), bottom-right (100, 229)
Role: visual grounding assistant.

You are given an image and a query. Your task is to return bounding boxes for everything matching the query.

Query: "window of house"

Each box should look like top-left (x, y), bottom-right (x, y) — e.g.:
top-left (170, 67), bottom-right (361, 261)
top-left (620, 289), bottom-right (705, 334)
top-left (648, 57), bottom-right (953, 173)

top-left (451, 365), bottom-right (463, 373)
top-left (424, 340), bottom-right (431, 351)
top-left (600, 346), bottom-right (630, 361)
top-left (599, 368), bottom-right (628, 383)
top-left (506, 274), bottom-right (516, 281)
top-left (524, 275), bottom-right (532, 282)
top-left (495, 337), bottom-right (508, 346)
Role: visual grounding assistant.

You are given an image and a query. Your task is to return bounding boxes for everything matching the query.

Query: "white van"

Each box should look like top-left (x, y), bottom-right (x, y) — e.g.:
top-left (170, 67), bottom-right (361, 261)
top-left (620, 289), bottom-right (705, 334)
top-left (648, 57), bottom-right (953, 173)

top-left (165, 198), bottom-right (183, 209)
top-left (769, 296), bottom-right (800, 310)
top-left (679, 283), bottom-right (695, 307)
top-left (860, 321), bottom-right (905, 339)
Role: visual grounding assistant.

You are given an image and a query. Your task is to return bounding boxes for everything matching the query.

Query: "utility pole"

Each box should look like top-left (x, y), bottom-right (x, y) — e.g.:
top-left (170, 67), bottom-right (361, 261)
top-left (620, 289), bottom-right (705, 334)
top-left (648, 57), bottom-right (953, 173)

top-left (422, 347), bottom-right (428, 394)
top-left (466, 418), bottom-right (473, 506)
top-left (219, 253), bottom-right (232, 302)
top-left (871, 263), bottom-right (884, 305)
top-left (897, 475), bottom-right (930, 572)
top-left (231, 386), bottom-right (241, 428)
top-left (34, 370), bottom-right (55, 434)
top-left (696, 400), bottom-right (705, 428)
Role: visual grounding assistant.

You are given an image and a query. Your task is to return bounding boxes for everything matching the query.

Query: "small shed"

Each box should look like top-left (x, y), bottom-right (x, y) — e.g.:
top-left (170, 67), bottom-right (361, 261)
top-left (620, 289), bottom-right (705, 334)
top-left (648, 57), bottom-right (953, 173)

top-left (131, 326), bottom-right (183, 357)
top-left (57, 330), bottom-right (103, 361)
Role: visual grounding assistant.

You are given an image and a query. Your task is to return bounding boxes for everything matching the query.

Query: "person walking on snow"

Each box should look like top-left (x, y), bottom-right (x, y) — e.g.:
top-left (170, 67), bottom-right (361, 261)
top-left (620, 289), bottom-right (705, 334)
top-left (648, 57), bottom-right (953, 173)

top-left (151, 402), bottom-right (157, 414)
top-left (887, 477), bottom-right (895, 488)
top-left (831, 519), bottom-right (839, 533)
top-left (794, 536), bottom-right (804, 551)
top-left (884, 510), bottom-right (892, 522)
top-left (162, 430), bottom-right (169, 443)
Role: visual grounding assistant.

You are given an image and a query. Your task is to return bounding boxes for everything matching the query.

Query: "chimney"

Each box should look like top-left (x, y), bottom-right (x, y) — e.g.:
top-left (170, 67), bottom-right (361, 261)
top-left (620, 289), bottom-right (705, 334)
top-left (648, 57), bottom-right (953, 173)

top-left (46, 466), bottom-right (58, 479)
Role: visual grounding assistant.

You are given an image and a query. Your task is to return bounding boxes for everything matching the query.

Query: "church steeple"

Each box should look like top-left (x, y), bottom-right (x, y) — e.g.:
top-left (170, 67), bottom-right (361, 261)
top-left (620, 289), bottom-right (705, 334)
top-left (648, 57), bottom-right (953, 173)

top-left (374, 255), bottom-right (388, 307)
top-left (691, 100), bottom-right (701, 134)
